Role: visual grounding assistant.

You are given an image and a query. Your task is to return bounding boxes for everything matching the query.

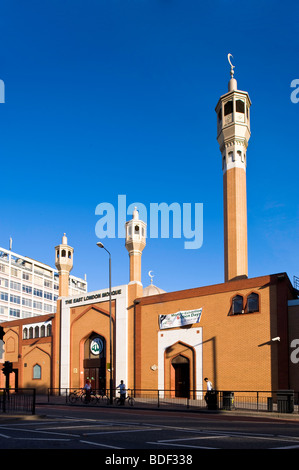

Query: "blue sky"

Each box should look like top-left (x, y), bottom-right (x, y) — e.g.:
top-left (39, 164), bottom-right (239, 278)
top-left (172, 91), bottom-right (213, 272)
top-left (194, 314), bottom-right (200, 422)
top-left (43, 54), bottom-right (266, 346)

top-left (0, 0), bottom-right (298, 293)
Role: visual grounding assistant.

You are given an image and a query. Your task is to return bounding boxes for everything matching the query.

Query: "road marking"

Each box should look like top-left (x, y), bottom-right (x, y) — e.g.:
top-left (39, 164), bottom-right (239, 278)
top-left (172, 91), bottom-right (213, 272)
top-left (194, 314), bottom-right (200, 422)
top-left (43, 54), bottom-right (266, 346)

top-left (155, 435), bottom-right (230, 443)
top-left (84, 427), bottom-right (163, 436)
top-left (14, 437), bottom-right (71, 441)
top-left (272, 444), bottom-right (299, 450)
top-left (0, 432), bottom-right (10, 439)
top-left (147, 441), bottom-right (219, 449)
top-left (80, 440), bottom-right (123, 449)
top-left (0, 425), bottom-right (80, 438)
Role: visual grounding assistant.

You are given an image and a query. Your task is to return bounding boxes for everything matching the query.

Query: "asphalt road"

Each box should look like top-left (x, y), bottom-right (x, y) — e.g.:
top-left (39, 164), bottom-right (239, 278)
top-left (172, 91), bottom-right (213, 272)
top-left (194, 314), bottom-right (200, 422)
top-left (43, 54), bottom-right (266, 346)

top-left (1, 403), bottom-right (299, 458)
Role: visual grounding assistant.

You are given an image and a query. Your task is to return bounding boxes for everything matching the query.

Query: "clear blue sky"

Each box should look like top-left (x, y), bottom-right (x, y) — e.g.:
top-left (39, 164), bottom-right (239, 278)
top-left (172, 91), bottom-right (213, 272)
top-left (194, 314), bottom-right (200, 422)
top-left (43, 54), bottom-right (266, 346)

top-left (0, 0), bottom-right (298, 293)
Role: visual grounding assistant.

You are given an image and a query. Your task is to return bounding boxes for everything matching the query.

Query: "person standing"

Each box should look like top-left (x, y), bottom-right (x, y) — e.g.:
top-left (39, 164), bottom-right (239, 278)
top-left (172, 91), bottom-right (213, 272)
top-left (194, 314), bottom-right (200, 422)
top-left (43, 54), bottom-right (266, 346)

top-left (83, 379), bottom-right (92, 403)
top-left (116, 380), bottom-right (126, 405)
top-left (204, 377), bottom-right (213, 406)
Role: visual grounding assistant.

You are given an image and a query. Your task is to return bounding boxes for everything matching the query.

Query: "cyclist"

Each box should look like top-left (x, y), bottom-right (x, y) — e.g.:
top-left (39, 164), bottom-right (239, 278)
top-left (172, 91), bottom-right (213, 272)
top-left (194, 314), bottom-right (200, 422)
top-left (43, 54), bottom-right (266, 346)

top-left (83, 379), bottom-right (92, 403)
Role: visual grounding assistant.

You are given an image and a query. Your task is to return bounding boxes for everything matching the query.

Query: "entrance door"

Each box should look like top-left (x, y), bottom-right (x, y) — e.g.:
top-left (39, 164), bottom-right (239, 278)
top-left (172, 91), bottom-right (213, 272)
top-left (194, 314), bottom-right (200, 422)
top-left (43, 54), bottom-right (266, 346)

top-left (83, 334), bottom-right (106, 392)
top-left (172, 355), bottom-right (190, 398)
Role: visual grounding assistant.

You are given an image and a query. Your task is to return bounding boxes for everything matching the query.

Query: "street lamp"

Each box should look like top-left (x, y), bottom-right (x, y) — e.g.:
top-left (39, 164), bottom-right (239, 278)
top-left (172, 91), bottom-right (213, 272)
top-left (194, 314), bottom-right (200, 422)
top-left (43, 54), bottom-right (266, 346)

top-left (96, 241), bottom-right (113, 404)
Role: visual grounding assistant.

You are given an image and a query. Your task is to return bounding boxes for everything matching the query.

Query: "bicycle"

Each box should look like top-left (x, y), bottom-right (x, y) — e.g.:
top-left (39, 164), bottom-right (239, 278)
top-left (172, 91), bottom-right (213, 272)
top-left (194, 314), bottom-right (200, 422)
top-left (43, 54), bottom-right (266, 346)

top-left (69, 389), bottom-right (84, 404)
top-left (115, 389), bottom-right (135, 406)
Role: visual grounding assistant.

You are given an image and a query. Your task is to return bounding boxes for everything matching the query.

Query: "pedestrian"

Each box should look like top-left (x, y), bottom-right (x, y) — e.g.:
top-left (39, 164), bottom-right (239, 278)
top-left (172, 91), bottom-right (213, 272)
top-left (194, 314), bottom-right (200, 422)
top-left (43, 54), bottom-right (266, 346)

top-left (204, 377), bottom-right (213, 405)
top-left (83, 379), bottom-right (92, 403)
top-left (116, 380), bottom-right (126, 405)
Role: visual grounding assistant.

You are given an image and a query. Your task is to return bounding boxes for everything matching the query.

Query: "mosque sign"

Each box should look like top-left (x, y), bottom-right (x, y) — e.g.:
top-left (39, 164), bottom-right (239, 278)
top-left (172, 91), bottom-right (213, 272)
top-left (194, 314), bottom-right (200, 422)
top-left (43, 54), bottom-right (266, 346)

top-left (90, 337), bottom-right (104, 356)
top-left (159, 308), bottom-right (202, 330)
top-left (65, 289), bottom-right (122, 305)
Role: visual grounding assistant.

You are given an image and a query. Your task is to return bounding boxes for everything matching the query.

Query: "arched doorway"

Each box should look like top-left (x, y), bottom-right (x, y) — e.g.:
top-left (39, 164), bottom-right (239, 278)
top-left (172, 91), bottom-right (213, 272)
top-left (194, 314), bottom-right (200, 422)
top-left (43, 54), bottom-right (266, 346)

top-left (171, 355), bottom-right (190, 398)
top-left (83, 334), bottom-right (106, 392)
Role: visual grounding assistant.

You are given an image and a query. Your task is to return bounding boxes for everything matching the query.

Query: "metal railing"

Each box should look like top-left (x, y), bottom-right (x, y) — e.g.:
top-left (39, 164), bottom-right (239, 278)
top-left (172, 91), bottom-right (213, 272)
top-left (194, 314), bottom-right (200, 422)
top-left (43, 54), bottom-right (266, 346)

top-left (0, 388), bottom-right (36, 415)
top-left (45, 388), bottom-right (299, 414)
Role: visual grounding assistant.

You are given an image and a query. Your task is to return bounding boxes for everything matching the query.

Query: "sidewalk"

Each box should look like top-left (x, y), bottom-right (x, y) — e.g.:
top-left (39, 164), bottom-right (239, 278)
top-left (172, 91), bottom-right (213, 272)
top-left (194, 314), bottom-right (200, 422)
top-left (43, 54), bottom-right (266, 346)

top-left (2, 398), bottom-right (299, 423)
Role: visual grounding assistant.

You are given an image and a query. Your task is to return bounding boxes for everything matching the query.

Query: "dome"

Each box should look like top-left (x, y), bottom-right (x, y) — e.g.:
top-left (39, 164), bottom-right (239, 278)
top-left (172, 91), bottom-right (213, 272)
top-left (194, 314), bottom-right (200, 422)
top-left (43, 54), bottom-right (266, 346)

top-left (143, 282), bottom-right (166, 297)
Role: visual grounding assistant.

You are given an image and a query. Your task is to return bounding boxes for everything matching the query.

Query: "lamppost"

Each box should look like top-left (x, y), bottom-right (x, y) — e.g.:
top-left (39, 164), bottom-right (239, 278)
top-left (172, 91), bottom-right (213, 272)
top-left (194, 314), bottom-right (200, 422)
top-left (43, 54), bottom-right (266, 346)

top-left (96, 242), bottom-right (113, 404)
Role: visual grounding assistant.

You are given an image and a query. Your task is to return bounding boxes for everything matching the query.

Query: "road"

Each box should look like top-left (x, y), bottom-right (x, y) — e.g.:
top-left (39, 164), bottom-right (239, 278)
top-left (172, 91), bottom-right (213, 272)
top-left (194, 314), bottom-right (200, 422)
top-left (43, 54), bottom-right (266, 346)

top-left (1, 403), bottom-right (299, 457)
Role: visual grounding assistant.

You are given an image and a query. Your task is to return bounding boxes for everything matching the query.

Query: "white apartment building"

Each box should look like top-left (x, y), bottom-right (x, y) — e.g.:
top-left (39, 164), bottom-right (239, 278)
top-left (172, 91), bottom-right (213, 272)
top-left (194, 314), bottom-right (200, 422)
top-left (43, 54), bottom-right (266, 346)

top-left (0, 246), bottom-right (87, 322)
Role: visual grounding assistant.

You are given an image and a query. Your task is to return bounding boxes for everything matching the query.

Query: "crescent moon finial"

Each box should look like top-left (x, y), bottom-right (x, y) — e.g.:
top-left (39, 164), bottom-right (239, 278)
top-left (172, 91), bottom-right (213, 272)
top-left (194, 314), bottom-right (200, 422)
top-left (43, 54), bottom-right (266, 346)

top-left (148, 270), bottom-right (154, 284)
top-left (227, 53), bottom-right (235, 78)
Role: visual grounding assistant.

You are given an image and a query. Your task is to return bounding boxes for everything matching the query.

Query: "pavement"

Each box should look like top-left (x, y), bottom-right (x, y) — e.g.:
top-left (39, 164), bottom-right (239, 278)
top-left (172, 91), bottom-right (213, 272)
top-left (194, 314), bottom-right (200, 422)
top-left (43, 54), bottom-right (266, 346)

top-left (1, 404), bottom-right (299, 422)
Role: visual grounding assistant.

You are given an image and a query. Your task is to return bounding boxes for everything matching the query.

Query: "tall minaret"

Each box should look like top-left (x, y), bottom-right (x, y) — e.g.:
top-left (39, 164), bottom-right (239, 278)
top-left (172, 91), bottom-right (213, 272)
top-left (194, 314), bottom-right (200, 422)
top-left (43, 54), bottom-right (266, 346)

top-left (215, 55), bottom-right (251, 282)
top-left (125, 207), bottom-right (146, 286)
top-left (55, 233), bottom-right (74, 297)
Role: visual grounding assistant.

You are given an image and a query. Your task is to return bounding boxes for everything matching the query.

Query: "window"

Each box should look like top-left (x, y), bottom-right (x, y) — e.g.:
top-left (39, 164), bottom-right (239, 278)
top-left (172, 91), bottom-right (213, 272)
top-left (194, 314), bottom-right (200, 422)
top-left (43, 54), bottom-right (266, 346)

top-left (10, 294), bottom-right (20, 304)
top-left (0, 306), bottom-right (8, 316)
top-left (232, 295), bottom-right (243, 315)
top-left (34, 288), bottom-right (43, 297)
top-left (33, 301), bottom-right (42, 310)
top-left (236, 99), bottom-right (245, 113)
top-left (44, 291), bottom-right (52, 300)
top-left (0, 291), bottom-right (8, 301)
top-left (9, 308), bottom-right (20, 318)
top-left (23, 328), bottom-right (28, 339)
top-left (44, 304), bottom-right (53, 313)
top-left (224, 100), bottom-right (233, 116)
top-left (11, 267), bottom-right (20, 278)
top-left (47, 324), bottom-right (52, 336)
top-left (35, 326), bottom-right (39, 338)
top-left (61, 249), bottom-right (66, 257)
top-left (23, 285), bottom-right (32, 294)
top-left (33, 364), bottom-right (41, 379)
top-left (0, 277), bottom-right (9, 288)
top-left (22, 298), bottom-right (32, 308)
top-left (41, 325), bottom-right (45, 337)
top-left (247, 293), bottom-right (259, 313)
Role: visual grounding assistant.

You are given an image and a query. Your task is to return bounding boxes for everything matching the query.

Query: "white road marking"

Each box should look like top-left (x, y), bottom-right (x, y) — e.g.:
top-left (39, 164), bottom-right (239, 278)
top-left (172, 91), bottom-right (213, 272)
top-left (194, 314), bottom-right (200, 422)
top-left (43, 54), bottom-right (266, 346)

top-left (147, 441), bottom-right (219, 449)
top-left (80, 440), bottom-right (123, 449)
top-left (84, 427), bottom-right (163, 436)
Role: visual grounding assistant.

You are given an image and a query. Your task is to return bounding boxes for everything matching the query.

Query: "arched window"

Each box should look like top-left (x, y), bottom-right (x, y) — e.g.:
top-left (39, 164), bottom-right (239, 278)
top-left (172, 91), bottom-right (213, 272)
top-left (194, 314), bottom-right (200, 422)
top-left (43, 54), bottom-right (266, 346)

top-left (232, 295), bottom-right (243, 315)
top-left (47, 324), bottom-right (52, 336)
top-left (35, 326), bottom-right (39, 338)
top-left (23, 327), bottom-right (28, 340)
top-left (29, 327), bottom-right (33, 339)
top-left (61, 249), bottom-right (66, 257)
top-left (33, 364), bottom-right (41, 380)
top-left (247, 293), bottom-right (259, 313)
top-left (236, 99), bottom-right (245, 113)
top-left (41, 325), bottom-right (45, 337)
top-left (224, 100), bottom-right (233, 116)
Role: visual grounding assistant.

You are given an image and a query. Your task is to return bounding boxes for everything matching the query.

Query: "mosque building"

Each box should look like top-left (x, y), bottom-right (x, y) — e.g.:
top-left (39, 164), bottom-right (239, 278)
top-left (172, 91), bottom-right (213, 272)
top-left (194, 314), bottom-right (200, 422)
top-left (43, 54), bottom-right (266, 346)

top-left (0, 59), bottom-right (298, 396)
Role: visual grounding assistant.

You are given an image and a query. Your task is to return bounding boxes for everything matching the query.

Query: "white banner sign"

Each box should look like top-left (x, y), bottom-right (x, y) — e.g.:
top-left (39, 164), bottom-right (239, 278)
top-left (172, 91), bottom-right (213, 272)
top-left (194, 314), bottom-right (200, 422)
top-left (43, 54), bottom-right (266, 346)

top-left (159, 308), bottom-right (202, 330)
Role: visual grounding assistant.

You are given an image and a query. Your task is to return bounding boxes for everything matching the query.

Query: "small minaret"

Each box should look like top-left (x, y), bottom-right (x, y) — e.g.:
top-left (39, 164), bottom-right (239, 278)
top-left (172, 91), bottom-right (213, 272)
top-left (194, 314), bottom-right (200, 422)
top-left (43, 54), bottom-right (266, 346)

top-left (125, 207), bottom-right (146, 285)
top-left (55, 233), bottom-right (74, 297)
top-left (215, 55), bottom-right (251, 282)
